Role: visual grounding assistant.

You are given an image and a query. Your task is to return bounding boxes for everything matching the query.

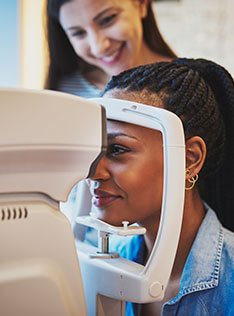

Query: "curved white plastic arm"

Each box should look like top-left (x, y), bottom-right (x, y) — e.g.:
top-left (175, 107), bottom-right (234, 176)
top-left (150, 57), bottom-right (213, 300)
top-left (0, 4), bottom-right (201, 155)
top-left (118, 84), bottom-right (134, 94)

top-left (89, 97), bottom-right (185, 301)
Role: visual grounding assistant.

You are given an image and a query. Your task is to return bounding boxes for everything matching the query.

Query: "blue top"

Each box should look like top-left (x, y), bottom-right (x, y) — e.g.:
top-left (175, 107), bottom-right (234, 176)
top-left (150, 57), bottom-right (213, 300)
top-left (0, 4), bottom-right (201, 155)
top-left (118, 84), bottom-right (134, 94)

top-left (110, 206), bottom-right (234, 316)
top-left (57, 70), bottom-right (102, 98)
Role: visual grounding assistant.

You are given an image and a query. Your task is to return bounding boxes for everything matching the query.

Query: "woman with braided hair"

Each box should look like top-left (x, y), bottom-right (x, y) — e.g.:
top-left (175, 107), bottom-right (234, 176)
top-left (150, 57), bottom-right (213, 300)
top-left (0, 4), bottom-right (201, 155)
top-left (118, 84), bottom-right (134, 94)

top-left (88, 58), bottom-right (234, 315)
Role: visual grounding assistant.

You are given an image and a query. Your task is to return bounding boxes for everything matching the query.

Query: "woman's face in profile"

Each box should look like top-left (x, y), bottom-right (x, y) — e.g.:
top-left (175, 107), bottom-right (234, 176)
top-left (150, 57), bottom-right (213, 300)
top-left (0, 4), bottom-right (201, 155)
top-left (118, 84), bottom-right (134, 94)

top-left (59, 0), bottom-right (148, 76)
top-left (89, 118), bottom-right (164, 228)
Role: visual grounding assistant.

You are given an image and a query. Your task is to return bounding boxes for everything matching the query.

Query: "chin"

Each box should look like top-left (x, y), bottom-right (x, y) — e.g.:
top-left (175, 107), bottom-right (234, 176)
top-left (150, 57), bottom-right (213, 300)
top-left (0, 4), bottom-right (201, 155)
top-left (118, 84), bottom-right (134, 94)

top-left (96, 213), bottom-right (124, 227)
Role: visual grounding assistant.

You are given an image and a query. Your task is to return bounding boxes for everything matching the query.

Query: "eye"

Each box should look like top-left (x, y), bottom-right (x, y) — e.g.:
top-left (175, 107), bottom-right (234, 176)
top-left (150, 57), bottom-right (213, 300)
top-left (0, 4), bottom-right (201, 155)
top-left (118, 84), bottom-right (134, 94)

top-left (99, 14), bottom-right (117, 27)
top-left (107, 144), bottom-right (130, 157)
top-left (71, 29), bottom-right (86, 38)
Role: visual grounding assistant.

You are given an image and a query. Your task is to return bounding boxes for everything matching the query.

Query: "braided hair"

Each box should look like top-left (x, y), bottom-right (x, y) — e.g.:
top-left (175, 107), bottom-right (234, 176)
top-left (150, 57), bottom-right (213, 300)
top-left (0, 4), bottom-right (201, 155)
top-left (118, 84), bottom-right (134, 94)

top-left (103, 58), bottom-right (234, 231)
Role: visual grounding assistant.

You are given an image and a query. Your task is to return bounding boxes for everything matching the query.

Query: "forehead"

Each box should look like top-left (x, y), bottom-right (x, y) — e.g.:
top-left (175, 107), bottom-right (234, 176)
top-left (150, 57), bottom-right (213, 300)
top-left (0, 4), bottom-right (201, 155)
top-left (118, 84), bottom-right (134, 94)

top-left (107, 119), bottom-right (162, 143)
top-left (104, 89), bottom-right (164, 109)
top-left (104, 90), bottom-right (164, 140)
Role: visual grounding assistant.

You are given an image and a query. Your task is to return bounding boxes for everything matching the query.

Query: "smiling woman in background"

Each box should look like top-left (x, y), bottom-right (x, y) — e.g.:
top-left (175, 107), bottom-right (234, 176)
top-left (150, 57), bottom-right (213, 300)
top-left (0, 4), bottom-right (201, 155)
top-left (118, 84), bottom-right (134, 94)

top-left (44, 0), bottom-right (176, 97)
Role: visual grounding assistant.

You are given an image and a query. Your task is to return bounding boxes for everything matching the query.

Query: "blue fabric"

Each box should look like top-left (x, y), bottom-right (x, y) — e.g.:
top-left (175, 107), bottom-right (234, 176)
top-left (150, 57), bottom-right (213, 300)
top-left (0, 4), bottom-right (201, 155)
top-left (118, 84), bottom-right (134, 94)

top-left (110, 206), bottom-right (234, 316)
top-left (58, 70), bottom-right (102, 98)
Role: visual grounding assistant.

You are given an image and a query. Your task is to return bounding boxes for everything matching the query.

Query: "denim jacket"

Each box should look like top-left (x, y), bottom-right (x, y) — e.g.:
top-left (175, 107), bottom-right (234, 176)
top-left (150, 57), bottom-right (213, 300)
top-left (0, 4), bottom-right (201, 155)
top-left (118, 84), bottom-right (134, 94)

top-left (111, 206), bottom-right (234, 316)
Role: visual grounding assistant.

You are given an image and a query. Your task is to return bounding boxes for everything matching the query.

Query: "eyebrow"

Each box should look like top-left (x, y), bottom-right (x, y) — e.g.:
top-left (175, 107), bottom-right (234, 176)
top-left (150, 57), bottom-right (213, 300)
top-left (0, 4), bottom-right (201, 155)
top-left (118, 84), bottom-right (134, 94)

top-left (66, 26), bottom-right (80, 31)
top-left (66, 8), bottom-right (117, 31)
top-left (108, 133), bottom-right (137, 140)
top-left (93, 8), bottom-right (117, 22)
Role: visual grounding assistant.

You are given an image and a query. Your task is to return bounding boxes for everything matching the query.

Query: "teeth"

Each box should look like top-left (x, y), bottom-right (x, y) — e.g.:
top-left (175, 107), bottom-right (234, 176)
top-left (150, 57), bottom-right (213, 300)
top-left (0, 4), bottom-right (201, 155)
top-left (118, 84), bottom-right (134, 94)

top-left (102, 50), bottom-right (119, 62)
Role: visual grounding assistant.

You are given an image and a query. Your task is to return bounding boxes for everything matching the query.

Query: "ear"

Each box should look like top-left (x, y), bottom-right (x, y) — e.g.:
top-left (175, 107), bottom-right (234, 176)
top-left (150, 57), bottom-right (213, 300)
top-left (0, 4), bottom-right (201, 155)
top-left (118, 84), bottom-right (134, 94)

top-left (139, 0), bottom-right (149, 19)
top-left (185, 136), bottom-right (206, 179)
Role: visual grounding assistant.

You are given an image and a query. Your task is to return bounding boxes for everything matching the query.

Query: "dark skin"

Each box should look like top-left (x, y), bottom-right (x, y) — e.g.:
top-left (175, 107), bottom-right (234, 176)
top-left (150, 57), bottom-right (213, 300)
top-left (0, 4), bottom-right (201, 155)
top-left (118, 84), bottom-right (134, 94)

top-left (142, 136), bottom-right (206, 315)
top-left (91, 90), bottom-right (207, 315)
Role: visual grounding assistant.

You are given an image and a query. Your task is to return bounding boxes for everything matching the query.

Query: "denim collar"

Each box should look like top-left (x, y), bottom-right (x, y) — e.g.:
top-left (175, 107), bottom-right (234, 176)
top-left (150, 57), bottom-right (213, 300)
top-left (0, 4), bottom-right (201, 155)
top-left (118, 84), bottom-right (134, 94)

top-left (167, 205), bottom-right (224, 305)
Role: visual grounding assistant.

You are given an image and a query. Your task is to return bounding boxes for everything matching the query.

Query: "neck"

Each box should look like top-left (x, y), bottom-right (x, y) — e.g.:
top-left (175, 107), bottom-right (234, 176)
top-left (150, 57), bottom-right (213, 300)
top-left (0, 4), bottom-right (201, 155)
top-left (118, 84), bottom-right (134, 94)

top-left (79, 61), bottom-right (111, 90)
top-left (139, 40), bottom-right (174, 65)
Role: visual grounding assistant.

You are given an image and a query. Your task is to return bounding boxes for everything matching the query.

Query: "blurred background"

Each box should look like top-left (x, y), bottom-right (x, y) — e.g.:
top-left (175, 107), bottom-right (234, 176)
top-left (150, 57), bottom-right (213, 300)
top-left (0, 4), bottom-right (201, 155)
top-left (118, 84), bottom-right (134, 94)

top-left (1, 0), bottom-right (233, 89)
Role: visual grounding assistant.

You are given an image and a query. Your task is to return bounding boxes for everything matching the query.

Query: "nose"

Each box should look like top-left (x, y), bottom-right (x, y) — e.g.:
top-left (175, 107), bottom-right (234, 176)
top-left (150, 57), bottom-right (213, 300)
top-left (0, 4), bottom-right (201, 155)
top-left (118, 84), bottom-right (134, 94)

top-left (89, 155), bottom-right (110, 182)
top-left (88, 31), bottom-right (111, 57)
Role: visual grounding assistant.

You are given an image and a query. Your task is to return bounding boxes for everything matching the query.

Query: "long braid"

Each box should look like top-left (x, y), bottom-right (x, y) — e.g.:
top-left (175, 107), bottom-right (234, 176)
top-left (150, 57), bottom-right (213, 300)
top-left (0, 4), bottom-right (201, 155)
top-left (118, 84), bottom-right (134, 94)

top-left (103, 59), bottom-right (234, 231)
top-left (175, 59), bottom-right (234, 231)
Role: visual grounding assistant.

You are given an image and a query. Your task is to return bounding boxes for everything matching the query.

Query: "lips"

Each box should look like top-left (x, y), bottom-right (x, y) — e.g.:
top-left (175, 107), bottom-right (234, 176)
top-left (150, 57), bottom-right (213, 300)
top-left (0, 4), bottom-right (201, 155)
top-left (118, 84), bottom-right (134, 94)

top-left (92, 189), bottom-right (121, 208)
top-left (101, 50), bottom-right (119, 63)
top-left (99, 43), bottom-right (125, 66)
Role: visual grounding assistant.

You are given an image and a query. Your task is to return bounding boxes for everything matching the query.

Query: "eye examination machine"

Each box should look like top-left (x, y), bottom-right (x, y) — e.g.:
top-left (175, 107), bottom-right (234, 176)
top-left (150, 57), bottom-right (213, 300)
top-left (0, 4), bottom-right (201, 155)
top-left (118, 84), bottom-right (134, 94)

top-left (0, 88), bottom-right (106, 316)
top-left (0, 89), bottom-right (185, 316)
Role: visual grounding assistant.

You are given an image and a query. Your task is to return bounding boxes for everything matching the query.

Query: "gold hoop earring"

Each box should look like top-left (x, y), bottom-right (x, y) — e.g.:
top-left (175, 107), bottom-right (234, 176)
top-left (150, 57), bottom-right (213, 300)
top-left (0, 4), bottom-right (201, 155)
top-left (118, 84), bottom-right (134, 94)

top-left (185, 170), bottom-right (199, 191)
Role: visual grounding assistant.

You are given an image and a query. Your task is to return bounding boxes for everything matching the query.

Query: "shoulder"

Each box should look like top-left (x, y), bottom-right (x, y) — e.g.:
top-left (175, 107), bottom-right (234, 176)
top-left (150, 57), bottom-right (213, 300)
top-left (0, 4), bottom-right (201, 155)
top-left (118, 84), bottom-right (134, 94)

top-left (199, 223), bottom-right (234, 315)
top-left (219, 226), bottom-right (234, 279)
top-left (178, 207), bottom-right (234, 315)
top-left (222, 226), bottom-right (234, 255)
top-left (219, 226), bottom-right (234, 286)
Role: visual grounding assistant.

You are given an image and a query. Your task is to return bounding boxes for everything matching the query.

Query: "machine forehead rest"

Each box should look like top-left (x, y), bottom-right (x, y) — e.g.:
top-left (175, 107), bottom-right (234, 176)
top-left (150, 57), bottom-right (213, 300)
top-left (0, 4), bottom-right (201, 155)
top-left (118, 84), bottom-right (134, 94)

top-left (0, 88), bottom-right (105, 201)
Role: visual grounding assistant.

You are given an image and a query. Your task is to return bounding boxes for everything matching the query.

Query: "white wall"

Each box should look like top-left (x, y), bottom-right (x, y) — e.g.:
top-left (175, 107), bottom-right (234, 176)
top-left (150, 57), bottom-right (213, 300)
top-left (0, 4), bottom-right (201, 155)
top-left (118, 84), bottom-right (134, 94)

top-left (154, 0), bottom-right (234, 75)
top-left (19, 0), bottom-right (47, 89)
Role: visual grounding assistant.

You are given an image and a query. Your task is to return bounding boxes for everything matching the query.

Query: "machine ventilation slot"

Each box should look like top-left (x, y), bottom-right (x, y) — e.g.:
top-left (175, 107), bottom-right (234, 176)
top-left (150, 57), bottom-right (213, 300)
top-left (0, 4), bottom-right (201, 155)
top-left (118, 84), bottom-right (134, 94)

top-left (1, 207), bottom-right (28, 221)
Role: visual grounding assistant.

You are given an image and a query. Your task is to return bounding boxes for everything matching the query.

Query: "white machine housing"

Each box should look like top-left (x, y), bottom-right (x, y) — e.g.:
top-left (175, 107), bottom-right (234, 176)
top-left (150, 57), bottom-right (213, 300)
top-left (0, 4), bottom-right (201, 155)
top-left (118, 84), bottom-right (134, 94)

top-left (0, 88), bottom-right (106, 316)
top-left (0, 89), bottom-right (186, 316)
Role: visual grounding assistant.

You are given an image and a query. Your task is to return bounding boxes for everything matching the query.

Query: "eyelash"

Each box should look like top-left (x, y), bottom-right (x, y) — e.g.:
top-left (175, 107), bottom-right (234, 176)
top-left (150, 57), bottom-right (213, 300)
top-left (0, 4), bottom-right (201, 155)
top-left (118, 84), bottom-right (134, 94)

top-left (99, 14), bottom-right (117, 27)
top-left (107, 144), bottom-right (131, 157)
top-left (71, 30), bottom-right (85, 37)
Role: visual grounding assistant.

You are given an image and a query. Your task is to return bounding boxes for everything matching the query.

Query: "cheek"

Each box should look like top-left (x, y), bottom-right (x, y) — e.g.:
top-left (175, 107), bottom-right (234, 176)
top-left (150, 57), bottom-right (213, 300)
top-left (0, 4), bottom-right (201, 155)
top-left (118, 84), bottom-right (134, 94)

top-left (68, 38), bottom-right (88, 58)
top-left (109, 19), bottom-right (143, 43)
top-left (134, 170), bottom-right (163, 199)
top-left (111, 163), bottom-right (132, 189)
top-left (116, 160), bottom-right (163, 199)
top-left (128, 161), bottom-right (163, 208)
